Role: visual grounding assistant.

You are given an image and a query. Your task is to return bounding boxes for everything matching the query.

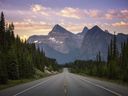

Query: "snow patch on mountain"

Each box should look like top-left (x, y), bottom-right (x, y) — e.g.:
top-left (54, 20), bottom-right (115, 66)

top-left (27, 25), bottom-right (128, 64)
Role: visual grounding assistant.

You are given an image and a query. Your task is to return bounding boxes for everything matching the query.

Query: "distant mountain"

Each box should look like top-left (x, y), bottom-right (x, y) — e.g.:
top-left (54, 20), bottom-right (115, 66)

top-left (80, 25), bottom-right (112, 60)
top-left (40, 44), bottom-right (79, 64)
top-left (80, 25), bottom-right (128, 61)
top-left (48, 24), bottom-right (74, 36)
top-left (27, 25), bottom-right (128, 64)
top-left (77, 26), bottom-right (88, 36)
top-left (28, 24), bottom-right (82, 64)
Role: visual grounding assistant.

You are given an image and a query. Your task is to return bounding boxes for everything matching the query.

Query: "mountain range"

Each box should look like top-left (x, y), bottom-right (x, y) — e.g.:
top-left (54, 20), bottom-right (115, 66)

top-left (27, 24), bottom-right (128, 64)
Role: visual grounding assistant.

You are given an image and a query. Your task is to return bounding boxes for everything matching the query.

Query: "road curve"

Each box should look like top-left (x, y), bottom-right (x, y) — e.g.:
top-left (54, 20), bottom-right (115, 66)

top-left (0, 68), bottom-right (128, 96)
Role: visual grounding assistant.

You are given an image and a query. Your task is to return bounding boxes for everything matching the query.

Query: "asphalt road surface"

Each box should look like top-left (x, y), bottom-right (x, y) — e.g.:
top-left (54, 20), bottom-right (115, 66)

top-left (0, 68), bottom-right (128, 96)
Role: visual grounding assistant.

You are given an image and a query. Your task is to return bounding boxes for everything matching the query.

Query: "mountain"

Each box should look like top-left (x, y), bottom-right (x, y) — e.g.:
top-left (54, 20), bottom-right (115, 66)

top-left (80, 25), bottom-right (128, 61)
top-left (77, 26), bottom-right (88, 36)
top-left (28, 24), bottom-right (82, 64)
top-left (27, 25), bottom-right (128, 64)
top-left (80, 25), bottom-right (112, 60)
top-left (40, 44), bottom-right (79, 64)
top-left (48, 24), bottom-right (74, 36)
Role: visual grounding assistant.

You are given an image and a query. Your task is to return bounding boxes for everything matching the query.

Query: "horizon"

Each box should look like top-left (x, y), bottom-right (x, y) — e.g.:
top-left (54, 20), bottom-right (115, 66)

top-left (26, 24), bottom-right (127, 35)
top-left (0, 0), bottom-right (128, 40)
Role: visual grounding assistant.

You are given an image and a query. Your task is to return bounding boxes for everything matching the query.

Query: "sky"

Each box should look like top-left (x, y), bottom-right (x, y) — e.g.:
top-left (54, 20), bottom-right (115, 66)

top-left (0, 0), bottom-right (128, 39)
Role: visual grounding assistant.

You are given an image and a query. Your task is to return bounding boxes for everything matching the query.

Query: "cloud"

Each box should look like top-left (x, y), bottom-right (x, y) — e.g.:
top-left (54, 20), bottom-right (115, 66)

top-left (57, 8), bottom-right (101, 19)
top-left (3, 4), bottom-right (128, 36)
top-left (58, 7), bottom-right (86, 19)
top-left (120, 9), bottom-right (128, 19)
top-left (31, 4), bottom-right (50, 16)
top-left (13, 21), bottom-right (52, 37)
top-left (31, 4), bottom-right (42, 12)
top-left (89, 10), bottom-right (98, 18)
top-left (14, 21), bottom-right (51, 30)
top-left (105, 9), bottom-right (128, 19)
top-left (31, 5), bottom-right (128, 20)
top-left (85, 9), bottom-right (128, 19)
top-left (58, 8), bottom-right (103, 19)
top-left (13, 19), bottom-right (52, 36)
top-left (112, 21), bottom-right (128, 27)
top-left (105, 14), bottom-right (113, 19)
top-left (86, 10), bottom-right (102, 18)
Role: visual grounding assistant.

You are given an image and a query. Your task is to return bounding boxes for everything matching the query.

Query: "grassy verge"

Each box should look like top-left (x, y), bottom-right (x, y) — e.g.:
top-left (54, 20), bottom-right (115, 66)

top-left (0, 69), bottom-right (59, 90)
top-left (0, 79), bottom-right (34, 90)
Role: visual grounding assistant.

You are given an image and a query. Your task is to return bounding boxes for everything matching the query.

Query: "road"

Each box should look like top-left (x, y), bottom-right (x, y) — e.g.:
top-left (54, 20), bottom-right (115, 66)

top-left (0, 68), bottom-right (128, 96)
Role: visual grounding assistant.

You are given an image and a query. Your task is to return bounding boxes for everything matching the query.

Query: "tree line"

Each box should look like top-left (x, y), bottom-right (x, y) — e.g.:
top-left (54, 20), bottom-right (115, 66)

top-left (0, 12), bottom-right (59, 84)
top-left (70, 32), bottom-right (128, 82)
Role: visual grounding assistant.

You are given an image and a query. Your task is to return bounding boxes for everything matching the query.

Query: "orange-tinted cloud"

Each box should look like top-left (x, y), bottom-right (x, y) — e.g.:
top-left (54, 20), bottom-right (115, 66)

top-left (15, 22), bottom-right (50, 29)
top-left (58, 8), bottom-right (103, 19)
top-left (13, 20), bottom-right (52, 36)
top-left (31, 4), bottom-right (43, 12)
top-left (112, 21), bottom-right (128, 27)
top-left (58, 7), bottom-right (86, 19)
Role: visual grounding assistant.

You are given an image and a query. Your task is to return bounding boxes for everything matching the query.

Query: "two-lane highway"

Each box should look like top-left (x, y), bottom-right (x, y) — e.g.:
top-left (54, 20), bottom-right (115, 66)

top-left (0, 68), bottom-right (128, 96)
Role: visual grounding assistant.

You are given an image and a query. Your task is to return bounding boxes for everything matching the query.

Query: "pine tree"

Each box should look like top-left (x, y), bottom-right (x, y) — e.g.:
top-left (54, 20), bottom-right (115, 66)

top-left (107, 32), bottom-right (119, 79)
top-left (7, 44), bottom-right (19, 80)
top-left (0, 12), bottom-right (8, 84)
top-left (0, 12), bottom-right (59, 83)
top-left (0, 12), bottom-right (5, 47)
top-left (113, 32), bottom-right (118, 59)
top-left (96, 51), bottom-right (102, 76)
top-left (120, 39), bottom-right (128, 81)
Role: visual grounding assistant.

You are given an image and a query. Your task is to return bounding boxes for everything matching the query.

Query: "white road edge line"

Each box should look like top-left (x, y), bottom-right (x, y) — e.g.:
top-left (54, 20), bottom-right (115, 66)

top-left (80, 78), bottom-right (122, 96)
top-left (13, 77), bottom-right (54, 96)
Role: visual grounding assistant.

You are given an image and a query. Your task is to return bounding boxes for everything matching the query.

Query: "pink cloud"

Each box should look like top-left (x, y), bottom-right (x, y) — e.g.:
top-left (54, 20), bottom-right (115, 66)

top-left (105, 9), bottom-right (128, 19)
top-left (86, 10), bottom-right (102, 18)
top-left (31, 4), bottom-right (52, 16)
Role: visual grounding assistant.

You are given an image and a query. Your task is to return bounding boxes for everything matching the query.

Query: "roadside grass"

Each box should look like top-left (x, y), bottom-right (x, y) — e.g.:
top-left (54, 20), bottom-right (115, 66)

top-left (0, 68), bottom-right (58, 90)
top-left (0, 79), bottom-right (34, 90)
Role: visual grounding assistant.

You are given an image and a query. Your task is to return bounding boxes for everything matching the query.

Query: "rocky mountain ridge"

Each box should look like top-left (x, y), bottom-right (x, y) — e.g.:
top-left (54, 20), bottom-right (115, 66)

top-left (27, 24), bottom-right (128, 64)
